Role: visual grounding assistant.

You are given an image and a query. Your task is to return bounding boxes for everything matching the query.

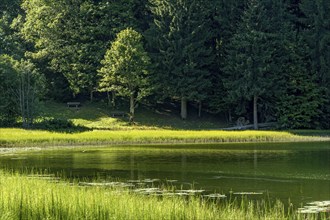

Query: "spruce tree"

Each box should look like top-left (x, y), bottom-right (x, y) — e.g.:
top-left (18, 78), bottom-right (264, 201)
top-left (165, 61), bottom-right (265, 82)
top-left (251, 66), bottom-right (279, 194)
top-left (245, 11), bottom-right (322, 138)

top-left (277, 40), bottom-right (323, 129)
top-left (147, 0), bottom-right (212, 119)
top-left (299, 0), bottom-right (330, 128)
top-left (224, 0), bottom-right (281, 129)
top-left (207, 0), bottom-right (246, 120)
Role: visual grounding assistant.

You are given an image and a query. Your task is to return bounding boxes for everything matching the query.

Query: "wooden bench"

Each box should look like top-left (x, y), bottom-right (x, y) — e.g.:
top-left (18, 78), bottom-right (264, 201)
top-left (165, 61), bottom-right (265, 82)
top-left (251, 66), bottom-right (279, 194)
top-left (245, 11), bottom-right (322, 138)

top-left (67, 102), bottom-right (81, 108)
top-left (110, 111), bottom-right (127, 117)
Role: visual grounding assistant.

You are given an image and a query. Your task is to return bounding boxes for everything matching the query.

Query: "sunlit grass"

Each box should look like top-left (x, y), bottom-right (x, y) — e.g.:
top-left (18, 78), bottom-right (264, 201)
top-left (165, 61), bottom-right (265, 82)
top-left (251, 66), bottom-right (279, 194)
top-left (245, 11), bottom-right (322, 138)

top-left (1, 171), bottom-right (326, 220)
top-left (0, 128), bottom-right (329, 147)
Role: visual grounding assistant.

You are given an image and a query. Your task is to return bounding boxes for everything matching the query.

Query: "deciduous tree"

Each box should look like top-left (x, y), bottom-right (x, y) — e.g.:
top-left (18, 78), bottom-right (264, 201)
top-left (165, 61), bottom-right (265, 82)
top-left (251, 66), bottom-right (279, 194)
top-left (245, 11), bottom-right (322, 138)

top-left (98, 28), bottom-right (151, 122)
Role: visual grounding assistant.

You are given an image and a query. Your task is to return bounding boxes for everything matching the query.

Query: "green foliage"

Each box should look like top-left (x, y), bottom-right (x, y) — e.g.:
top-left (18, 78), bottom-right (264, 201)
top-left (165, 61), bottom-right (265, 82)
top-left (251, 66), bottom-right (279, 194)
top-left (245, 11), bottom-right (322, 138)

top-left (147, 0), bottom-right (213, 118)
top-left (0, 0), bottom-right (329, 126)
top-left (0, 55), bottom-right (19, 125)
top-left (300, 0), bottom-right (330, 86)
top-left (0, 0), bottom-right (21, 15)
top-left (98, 28), bottom-right (151, 118)
top-left (0, 55), bottom-right (45, 127)
top-left (225, 0), bottom-right (278, 101)
top-left (223, 0), bottom-right (283, 128)
top-left (20, 0), bottom-right (137, 97)
top-left (207, 1), bottom-right (246, 114)
top-left (299, 0), bottom-right (330, 128)
top-left (0, 12), bottom-right (25, 59)
top-left (21, 0), bottom-right (94, 95)
top-left (14, 59), bottom-right (46, 128)
top-left (32, 117), bottom-right (85, 132)
top-left (277, 40), bottom-right (324, 129)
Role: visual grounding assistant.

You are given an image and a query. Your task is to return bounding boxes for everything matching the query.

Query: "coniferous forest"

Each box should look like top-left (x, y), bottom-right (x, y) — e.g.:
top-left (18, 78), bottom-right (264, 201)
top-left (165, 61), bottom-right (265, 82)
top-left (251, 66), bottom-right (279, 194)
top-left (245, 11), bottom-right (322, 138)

top-left (0, 0), bottom-right (329, 129)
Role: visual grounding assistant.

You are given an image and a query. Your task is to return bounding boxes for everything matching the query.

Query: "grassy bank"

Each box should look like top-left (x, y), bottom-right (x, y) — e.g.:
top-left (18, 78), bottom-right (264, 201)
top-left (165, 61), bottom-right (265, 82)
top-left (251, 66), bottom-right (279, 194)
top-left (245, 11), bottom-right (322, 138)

top-left (1, 128), bottom-right (329, 147)
top-left (1, 171), bottom-right (324, 220)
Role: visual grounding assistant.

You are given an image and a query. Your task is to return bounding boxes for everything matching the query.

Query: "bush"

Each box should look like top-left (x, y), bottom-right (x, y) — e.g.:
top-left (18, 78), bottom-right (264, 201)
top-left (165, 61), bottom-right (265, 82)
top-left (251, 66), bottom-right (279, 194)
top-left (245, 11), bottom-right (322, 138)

top-left (0, 116), bottom-right (17, 127)
top-left (34, 117), bottom-right (75, 130)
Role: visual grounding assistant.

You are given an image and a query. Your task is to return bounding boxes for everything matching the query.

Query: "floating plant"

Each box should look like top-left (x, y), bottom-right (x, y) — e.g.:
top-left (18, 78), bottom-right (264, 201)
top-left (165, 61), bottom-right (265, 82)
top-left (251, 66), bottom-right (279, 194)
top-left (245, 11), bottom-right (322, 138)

top-left (142, 179), bottom-right (160, 183)
top-left (79, 182), bottom-right (134, 188)
top-left (298, 200), bottom-right (330, 214)
top-left (166, 179), bottom-right (178, 183)
top-left (203, 193), bottom-right (227, 199)
top-left (177, 189), bottom-right (205, 194)
top-left (232, 192), bottom-right (263, 195)
top-left (127, 180), bottom-right (142, 183)
top-left (27, 174), bottom-right (60, 181)
top-left (133, 188), bottom-right (163, 194)
top-left (307, 201), bottom-right (330, 207)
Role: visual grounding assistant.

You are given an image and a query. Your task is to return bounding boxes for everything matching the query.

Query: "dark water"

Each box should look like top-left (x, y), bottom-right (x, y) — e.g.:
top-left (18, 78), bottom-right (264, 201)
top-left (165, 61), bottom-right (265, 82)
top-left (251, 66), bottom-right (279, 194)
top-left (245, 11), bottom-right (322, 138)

top-left (1, 142), bottom-right (329, 205)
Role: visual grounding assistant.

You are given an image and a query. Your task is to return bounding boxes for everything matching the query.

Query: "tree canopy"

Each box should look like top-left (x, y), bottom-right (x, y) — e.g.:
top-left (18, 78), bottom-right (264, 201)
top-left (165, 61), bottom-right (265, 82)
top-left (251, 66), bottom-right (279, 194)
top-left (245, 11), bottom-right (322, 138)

top-left (98, 28), bottom-right (150, 122)
top-left (0, 0), bottom-right (329, 129)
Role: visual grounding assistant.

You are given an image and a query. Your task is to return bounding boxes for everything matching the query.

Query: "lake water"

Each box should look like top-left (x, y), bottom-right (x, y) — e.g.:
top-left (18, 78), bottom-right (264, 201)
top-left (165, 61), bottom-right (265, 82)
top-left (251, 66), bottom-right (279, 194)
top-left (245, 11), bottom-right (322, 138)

top-left (1, 142), bottom-right (329, 206)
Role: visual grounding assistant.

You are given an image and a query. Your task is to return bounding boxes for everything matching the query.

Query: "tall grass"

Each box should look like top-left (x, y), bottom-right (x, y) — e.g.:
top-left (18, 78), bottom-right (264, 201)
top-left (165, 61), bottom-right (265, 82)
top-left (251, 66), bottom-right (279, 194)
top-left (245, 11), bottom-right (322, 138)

top-left (0, 128), bottom-right (329, 147)
top-left (1, 171), bottom-right (325, 220)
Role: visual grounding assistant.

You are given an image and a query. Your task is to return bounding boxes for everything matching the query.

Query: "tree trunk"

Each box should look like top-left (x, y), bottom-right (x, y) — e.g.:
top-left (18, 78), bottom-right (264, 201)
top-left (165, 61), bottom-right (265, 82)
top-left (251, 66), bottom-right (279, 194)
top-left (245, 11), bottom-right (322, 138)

top-left (129, 94), bottom-right (135, 123)
top-left (111, 91), bottom-right (116, 107)
top-left (26, 73), bottom-right (31, 128)
top-left (20, 74), bottom-right (27, 128)
top-left (181, 97), bottom-right (187, 120)
top-left (253, 95), bottom-right (258, 130)
top-left (90, 90), bottom-right (93, 102)
top-left (106, 91), bottom-right (111, 106)
top-left (198, 101), bottom-right (202, 118)
top-left (228, 109), bottom-right (232, 123)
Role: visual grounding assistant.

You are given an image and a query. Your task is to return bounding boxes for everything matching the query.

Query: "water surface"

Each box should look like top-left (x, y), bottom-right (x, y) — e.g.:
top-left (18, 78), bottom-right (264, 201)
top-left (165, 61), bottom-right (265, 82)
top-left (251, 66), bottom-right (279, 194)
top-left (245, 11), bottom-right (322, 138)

top-left (1, 142), bottom-right (329, 205)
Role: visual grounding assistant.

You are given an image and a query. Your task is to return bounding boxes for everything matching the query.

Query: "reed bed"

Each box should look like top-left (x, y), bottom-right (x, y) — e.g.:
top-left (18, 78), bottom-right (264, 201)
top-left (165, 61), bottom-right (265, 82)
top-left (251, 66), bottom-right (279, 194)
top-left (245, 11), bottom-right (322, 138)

top-left (1, 171), bottom-right (326, 220)
top-left (0, 128), bottom-right (329, 147)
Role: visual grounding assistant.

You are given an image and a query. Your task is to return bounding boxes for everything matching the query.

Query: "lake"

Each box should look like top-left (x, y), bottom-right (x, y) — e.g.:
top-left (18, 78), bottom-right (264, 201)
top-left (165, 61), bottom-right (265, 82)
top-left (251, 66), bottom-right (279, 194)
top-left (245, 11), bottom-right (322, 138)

top-left (1, 142), bottom-right (329, 206)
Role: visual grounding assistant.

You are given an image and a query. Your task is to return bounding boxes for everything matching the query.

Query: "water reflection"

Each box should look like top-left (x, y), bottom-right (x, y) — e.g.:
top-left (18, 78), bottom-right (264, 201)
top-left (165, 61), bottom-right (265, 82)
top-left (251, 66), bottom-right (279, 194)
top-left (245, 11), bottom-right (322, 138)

top-left (0, 142), bottom-right (329, 205)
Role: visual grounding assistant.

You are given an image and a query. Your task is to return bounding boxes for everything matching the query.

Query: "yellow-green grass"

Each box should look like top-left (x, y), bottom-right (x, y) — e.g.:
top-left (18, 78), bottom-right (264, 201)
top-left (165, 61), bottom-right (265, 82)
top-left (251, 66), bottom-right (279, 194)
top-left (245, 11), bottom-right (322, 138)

top-left (1, 171), bottom-right (324, 220)
top-left (0, 128), bottom-right (329, 148)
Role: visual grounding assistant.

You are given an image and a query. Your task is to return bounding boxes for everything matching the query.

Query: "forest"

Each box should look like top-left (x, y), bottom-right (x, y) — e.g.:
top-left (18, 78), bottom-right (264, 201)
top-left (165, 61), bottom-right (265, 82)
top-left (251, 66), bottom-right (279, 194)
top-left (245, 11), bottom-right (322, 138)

top-left (0, 0), bottom-right (329, 129)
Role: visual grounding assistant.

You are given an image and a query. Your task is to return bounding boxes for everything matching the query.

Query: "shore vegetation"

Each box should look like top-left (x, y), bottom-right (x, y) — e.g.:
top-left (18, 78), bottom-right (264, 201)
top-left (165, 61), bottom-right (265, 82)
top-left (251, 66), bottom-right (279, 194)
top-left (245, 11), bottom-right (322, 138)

top-left (1, 128), bottom-right (329, 148)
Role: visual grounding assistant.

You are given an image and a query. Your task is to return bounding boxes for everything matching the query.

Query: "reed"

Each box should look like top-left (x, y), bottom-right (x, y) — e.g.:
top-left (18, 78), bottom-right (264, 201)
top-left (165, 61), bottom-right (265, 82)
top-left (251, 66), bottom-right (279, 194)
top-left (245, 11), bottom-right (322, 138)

top-left (1, 171), bottom-right (326, 220)
top-left (0, 128), bottom-right (329, 147)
